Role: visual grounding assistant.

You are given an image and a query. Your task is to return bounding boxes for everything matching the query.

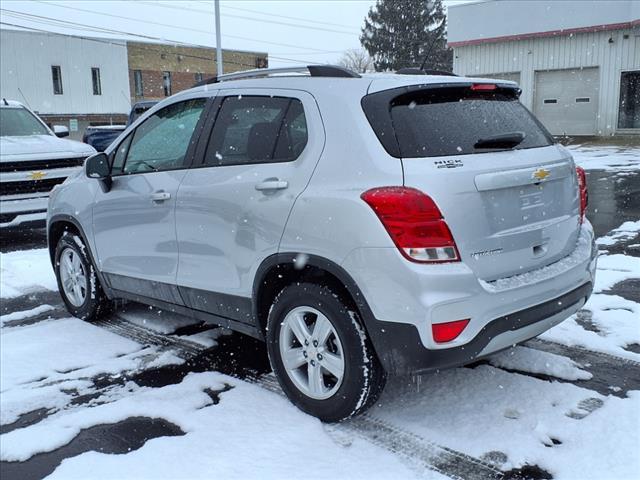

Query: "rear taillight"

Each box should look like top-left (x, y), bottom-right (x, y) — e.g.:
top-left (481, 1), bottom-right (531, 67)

top-left (575, 166), bottom-right (588, 223)
top-left (432, 319), bottom-right (470, 343)
top-left (361, 186), bottom-right (460, 263)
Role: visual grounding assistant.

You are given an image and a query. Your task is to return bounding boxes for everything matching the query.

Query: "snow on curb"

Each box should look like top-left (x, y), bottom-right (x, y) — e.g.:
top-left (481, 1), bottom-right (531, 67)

top-left (568, 144), bottom-right (640, 171)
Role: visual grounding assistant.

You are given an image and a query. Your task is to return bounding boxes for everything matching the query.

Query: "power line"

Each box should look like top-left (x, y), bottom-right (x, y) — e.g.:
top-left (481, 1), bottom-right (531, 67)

top-left (215, 2), bottom-right (358, 30)
top-left (138, 1), bottom-right (358, 35)
top-left (1, 8), bottom-right (199, 46)
top-left (11, 3), bottom-right (446, 57)
top-left (31, 0), bottom-right (342, 54)
top-left (0, 22), bottom-right (259, 69)
top-left (3, 5), bottom-right (450, 68)
top-left (0, 20), bottom-right (323, 67)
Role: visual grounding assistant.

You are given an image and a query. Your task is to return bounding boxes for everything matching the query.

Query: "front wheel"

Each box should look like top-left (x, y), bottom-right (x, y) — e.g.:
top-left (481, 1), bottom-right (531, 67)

top-left (266, 282), bottom-right (386, 422)
top-left (54, 231), bottom-right (110, 321)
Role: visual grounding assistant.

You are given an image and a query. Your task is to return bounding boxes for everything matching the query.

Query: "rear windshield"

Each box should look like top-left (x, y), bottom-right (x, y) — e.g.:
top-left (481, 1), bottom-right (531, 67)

top-left (365, 86), bottom-right (554, 158)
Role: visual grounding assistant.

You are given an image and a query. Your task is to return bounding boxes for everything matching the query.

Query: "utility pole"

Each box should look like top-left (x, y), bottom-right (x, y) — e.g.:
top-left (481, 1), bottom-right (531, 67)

top-left (214, 0), bottom-right (223, 77)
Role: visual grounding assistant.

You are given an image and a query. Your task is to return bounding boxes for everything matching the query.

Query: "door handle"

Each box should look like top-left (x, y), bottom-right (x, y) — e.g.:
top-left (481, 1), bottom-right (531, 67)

top-left (150, 191), bottom-right (171, 202)
top-left (255, 179), bottom-right (289, 192)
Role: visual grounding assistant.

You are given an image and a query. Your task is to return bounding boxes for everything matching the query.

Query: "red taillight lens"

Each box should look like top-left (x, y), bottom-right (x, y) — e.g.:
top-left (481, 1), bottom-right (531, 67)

top-left (432, 319), bottom-right (470, 343)
top-left (361, 186), bottom-right (460, 263)
top-left (470, 83), bottom-right (497, 91)
top-left (575, 166), bottom-right (588, 223)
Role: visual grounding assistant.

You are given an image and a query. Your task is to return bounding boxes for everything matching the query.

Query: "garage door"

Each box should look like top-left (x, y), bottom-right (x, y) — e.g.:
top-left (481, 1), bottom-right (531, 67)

top-left (534, 68), bottom-right (599, 136)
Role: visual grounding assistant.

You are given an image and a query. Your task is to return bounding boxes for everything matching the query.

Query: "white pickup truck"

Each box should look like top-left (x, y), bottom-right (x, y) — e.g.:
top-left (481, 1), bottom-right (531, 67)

top-left (0, 100), bottom-right (95, 228)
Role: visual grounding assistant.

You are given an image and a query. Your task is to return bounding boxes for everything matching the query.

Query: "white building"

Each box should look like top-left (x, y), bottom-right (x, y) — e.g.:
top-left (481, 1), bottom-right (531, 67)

top-left (1, 29), bottom-right (131, 139)
top-left (448, 0), bottom-right (639, 136)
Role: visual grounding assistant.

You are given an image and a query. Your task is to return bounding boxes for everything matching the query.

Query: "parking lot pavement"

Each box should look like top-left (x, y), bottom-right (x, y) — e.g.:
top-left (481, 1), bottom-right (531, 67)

top-left (0, 227), bottom-right (47, 254)
top-left (1, 146), bottom-right (639, 480)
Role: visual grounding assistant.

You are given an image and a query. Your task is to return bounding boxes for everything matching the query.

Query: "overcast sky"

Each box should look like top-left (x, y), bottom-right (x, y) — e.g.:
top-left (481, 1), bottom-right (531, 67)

top-left (1, 0), bottom-right (471, 69)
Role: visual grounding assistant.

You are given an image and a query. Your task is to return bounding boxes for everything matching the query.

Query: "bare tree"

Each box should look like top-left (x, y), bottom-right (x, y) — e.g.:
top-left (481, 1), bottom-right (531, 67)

top-left (338, 48), bottom-right (374, 73)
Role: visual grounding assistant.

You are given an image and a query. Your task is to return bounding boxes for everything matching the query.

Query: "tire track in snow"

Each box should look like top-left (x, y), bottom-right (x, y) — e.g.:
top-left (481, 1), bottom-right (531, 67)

top-left (96, 316), bottom-right (204, 358)
top-left (102, 314), bottom-right (505, 480)
top-left (4, 305), bottom-right (635, 479)
top-left (528, 338), bottom-right (640, 367)
top-left (0, 291), bottom-right (61, 316)
top-left (1, 305), bottom-right (68, 328)
top-left (525, 338), bottom-right (640, 396)
top-left (341, 416), bottom-right (504, 480)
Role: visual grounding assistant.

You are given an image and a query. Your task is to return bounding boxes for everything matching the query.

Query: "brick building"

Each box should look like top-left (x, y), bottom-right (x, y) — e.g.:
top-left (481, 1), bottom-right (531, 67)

top-left (127, 41), bottom-right (268, 103)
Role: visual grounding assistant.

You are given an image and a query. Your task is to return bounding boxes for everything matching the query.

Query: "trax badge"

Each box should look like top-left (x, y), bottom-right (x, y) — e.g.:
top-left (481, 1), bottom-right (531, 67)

top-left (532, 168), bottom-right (551, 182)
top-left (29, 171), bottom-right (47, 180)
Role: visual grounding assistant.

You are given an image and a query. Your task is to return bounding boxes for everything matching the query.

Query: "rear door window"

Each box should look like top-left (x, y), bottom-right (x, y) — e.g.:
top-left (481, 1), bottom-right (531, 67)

top-left (365, 86), bottom-right (554, 158)
top-left (203, 95), bottom-right (307, 166)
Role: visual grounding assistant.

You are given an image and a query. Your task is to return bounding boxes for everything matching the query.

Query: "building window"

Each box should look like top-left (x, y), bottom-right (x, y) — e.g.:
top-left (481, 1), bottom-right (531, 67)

top-left (162, 71), bottom-right (172, 97)
top-left (51, 65), bottom-right (63, 95)
top-left (91, 67), bottom-right (102, 95)
top-left (194, 72), bottom-right (203, 83)
top-left (134, 70), bottom-right (143, 97)
top-left (618, 71), bottom-right (640, 129)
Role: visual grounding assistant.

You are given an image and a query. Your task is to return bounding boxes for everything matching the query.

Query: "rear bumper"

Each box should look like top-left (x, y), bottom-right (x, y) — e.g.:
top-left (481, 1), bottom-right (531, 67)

top-left (366, 282), bottom-right (592, 375)
top-left (0, 194), bottom-right (48, 228)
top-left (341, 221), bottom-right (597, 375)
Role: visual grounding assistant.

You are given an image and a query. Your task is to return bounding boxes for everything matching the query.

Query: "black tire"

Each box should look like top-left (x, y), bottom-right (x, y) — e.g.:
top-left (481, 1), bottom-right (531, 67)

top-left (54, 230), bottom-right (111, 321)
top-left (266, 282), bottom-right (386, 422)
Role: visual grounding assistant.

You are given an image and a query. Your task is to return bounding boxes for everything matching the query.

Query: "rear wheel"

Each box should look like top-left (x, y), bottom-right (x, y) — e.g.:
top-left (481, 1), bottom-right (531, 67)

top-left (54, 231), bottom-right (110, 321)
top-left (266, 282), bottom-right (386, 422)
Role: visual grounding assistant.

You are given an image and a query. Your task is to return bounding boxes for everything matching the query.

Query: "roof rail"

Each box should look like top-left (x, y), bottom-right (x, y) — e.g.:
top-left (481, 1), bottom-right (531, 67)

top-left (192, 64), bottom-right (360, 87)
top-left (396, 68), bottom-right (457, 76)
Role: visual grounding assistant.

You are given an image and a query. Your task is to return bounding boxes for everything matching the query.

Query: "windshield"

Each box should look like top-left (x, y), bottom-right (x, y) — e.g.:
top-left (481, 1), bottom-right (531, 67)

top-left (0, 107), bottom-right (50, 137)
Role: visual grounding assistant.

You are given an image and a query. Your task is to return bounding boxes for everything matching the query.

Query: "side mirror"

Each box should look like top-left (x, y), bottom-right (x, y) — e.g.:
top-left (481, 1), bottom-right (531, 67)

top-left (85, 152), bottom-right (112, 192)
top-left (53, 125), bottom-right (69, 138)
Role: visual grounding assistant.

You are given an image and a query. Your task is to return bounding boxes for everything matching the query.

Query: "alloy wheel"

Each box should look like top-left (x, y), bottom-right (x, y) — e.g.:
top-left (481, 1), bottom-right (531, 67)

top-left (279, 306), bottom-right (345, 400)
top-left (59, 247), bottom-right (87, 307)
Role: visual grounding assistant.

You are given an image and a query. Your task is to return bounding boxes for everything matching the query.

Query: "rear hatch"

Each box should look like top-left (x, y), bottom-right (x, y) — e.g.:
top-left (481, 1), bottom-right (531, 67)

top-left (362, 81), bottom-right (581, 281)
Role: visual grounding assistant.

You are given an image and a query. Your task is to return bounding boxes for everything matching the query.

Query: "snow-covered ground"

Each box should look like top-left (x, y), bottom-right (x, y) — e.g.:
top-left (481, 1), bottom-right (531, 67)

top-left (568, 143), bottom-right (640, 171)
top-left (1, 145), bottom-right (639, 480)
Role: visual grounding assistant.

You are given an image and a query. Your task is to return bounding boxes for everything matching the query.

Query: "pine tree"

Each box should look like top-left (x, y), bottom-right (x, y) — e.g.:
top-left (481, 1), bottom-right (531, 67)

top-left (360, 0), bottom-right (452, 72)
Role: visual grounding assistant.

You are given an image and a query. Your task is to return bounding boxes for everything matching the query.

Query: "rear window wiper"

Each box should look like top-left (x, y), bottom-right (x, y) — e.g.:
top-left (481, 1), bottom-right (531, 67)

top-left (474, 131), bottom-right (525, 150)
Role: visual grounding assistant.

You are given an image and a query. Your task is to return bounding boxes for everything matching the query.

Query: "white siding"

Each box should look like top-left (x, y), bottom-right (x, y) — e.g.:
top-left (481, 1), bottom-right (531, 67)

top-left (448, 0), bottom-right (638, 44)
top-left (0, 30), bottom-right (131, 115)
top-left (452, 29), bottom-right (640, 135)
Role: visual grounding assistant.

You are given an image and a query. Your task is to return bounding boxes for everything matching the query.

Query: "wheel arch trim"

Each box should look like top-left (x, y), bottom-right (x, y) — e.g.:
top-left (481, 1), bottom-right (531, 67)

top-left (252, 252), bottom-right (378, 332)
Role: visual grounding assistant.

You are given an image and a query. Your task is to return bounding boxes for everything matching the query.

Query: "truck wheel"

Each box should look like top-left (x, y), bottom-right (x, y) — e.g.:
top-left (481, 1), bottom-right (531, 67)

top-left (54, 231), bottom-right (110, 321)
top-left (266, 282), bottom-right (386, 422)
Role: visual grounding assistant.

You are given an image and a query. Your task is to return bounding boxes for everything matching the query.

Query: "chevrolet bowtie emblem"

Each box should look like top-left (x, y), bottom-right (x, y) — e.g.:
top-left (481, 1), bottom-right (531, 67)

top-left (29, 171), bottom-right (47, 180)
top-left (532, 168), bottom-right (551, 181)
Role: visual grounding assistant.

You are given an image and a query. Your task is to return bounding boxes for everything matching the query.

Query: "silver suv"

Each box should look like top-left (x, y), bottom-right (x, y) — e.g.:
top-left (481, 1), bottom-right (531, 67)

top-left (48, 66), bottom-right (597, 422)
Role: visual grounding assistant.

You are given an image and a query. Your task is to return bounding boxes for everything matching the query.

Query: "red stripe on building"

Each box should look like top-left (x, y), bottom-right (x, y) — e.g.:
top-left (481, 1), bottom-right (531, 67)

top-left (448, 19), bottom-right (640, 48)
